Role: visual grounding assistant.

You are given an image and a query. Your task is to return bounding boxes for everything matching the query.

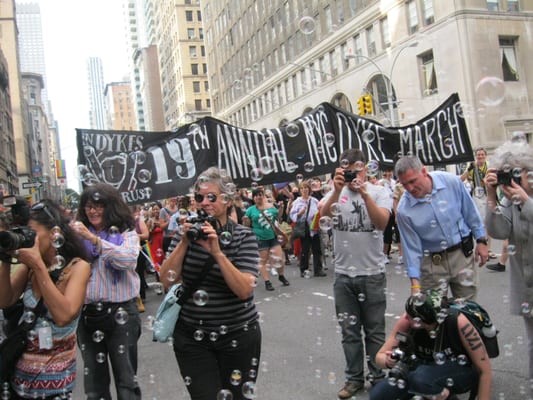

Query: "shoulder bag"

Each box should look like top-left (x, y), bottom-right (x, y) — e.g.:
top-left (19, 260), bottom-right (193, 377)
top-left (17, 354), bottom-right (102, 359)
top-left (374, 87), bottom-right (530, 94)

top-left (153, 255), bottom-right (215, 343)
top-left (0, 298), bottom-right (46, 381)
top-left (259, 208), bottom-right (289, 248)
top-left (291, 200), bottom-right (311, 240)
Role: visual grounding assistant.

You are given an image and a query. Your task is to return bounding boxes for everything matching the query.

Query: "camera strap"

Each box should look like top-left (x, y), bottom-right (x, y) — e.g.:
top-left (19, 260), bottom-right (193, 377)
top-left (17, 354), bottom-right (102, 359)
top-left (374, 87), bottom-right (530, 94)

top-left (176, 253), bottom-right (215, 306)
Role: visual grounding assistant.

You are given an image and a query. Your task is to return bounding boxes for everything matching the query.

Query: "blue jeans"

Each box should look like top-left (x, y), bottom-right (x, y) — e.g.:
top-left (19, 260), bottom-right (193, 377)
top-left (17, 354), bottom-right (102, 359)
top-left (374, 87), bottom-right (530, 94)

top-left (173, 321), bottom-right (262, 400)
top-left (77, 299), bottom-right (142, 400)
top-left (334, 273), bottom-right (387, 384)
top-left (369, 360), bottom-right (478, 399)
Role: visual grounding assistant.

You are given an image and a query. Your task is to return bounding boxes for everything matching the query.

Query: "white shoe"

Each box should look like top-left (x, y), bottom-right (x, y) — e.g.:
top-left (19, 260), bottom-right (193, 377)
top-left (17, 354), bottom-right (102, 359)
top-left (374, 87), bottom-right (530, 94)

top-left (398, 256), bottom-right (403, 264)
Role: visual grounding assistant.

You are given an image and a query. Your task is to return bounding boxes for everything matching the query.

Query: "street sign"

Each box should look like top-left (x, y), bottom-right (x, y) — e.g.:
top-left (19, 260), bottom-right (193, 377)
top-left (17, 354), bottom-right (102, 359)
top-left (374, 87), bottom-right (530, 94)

top-left (22, 182), bottom-right (42, 189)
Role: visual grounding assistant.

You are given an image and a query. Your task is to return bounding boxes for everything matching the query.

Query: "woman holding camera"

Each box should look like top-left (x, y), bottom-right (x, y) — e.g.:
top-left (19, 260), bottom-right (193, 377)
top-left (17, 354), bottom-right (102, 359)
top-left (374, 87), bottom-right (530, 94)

top-left (160, 167), bottom-right (261, 400)
top-left (0, 199), bottom-right (90, 399)
top-left (370, 291), bottom-right (492, 400)
top-left (484, 139), bottom-right (533, 381)
top-left (74, 183), bottom-right (142, 400)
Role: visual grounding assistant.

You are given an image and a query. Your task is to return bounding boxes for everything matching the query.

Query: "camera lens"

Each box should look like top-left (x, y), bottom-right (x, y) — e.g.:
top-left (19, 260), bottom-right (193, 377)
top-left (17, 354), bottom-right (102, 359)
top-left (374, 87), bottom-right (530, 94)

top-left (0, 231), bottom-right (24, 251)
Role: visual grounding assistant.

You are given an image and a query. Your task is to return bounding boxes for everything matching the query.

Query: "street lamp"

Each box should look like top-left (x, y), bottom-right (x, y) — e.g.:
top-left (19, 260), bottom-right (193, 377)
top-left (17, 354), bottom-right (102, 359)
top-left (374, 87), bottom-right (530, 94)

top-left (345, 42), bottom-right (418, 126)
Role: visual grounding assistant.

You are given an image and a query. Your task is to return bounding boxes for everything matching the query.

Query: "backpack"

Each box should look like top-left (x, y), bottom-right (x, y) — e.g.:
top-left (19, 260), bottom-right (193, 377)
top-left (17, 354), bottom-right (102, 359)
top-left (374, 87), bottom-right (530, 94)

top-left (446, 299), bottom-right (499, 358)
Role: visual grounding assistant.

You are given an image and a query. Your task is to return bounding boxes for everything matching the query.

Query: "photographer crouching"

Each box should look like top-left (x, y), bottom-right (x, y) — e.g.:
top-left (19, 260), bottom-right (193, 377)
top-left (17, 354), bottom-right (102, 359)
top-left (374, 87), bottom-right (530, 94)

top-left (369, 291), bottom-right (492, 400)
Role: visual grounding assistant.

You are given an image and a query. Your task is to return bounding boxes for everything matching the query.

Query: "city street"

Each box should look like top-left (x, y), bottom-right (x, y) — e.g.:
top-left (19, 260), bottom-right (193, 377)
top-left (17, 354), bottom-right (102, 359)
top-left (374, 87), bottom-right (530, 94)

top-left (72, 242), bottom-right (529, 399)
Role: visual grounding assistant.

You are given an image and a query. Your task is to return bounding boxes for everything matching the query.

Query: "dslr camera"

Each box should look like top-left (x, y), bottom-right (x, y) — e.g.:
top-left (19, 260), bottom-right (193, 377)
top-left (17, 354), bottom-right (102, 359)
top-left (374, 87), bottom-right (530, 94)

top-left (343, 169), bottom-right (361, 183)
top-left (185, 209), bottom-right (217, 242)
top-left (497, 170), bottom-right (521, 186)
top-left (0, 195), bottom-right (35, 261)
top-left (388, 332), bottom-right (418, 382)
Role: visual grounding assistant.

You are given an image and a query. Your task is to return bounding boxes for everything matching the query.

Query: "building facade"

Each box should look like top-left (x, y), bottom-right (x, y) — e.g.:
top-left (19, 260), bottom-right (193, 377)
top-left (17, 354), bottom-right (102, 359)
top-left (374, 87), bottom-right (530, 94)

top-left (105, 81), bottom-right (137, 131)
top-left (86, 57), bottom-right (107, 130)
top-left (201, 0), bottom-right (533, 154)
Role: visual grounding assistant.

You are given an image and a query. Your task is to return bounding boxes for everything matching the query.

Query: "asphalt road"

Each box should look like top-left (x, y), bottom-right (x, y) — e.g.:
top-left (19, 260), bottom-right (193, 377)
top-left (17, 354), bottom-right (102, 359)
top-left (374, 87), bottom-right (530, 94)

top-left (71, 241), bottom-right (530, 399)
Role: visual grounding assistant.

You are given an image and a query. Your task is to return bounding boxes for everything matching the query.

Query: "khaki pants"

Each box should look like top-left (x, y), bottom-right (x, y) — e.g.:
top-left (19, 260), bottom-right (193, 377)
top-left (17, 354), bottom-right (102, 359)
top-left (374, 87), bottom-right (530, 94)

top-left (420, 248), bottom-right (478, 300)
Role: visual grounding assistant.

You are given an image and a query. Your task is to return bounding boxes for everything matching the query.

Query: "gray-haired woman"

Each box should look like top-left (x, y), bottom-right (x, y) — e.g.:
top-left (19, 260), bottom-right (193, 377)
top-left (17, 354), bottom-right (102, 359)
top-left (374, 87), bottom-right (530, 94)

top-left (484, 139), bottom-right (533, 381)
top-left (160, 167), bottom-right (261, 400)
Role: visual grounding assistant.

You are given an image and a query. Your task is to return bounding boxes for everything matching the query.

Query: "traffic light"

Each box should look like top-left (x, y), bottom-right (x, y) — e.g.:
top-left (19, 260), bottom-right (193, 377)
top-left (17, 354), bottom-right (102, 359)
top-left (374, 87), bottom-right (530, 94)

top-left (357, 96), bottom-right (365, 115)
top-left (362, 94), bottom-right (373, 115)
top-left (357, 94), bottom-right (373, 115)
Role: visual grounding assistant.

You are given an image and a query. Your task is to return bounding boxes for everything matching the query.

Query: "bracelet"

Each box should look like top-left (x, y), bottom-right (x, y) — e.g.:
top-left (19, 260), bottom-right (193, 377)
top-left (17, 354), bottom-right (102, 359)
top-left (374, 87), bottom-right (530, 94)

top-left (411, 285), bottom-right (421, 289)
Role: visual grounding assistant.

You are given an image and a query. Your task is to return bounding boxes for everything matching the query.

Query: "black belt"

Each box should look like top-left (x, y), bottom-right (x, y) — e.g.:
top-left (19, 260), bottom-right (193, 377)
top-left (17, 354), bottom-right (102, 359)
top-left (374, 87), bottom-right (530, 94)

top-left (430, 242), bottom-right (461, 265)
top-left (83, 299), bottom-right (135, 313)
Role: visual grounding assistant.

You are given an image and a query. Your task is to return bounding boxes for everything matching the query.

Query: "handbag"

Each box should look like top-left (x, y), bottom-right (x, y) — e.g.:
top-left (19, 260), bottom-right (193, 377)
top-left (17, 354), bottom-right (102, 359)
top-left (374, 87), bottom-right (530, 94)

top-left (0, 298), bottom-right (46, 381)
top-left (259, 208), bottom-right (289, 247)
top-left (153, 255), bottom-right (215, 343)
top-left (291, 200), bottom-right (311, 240)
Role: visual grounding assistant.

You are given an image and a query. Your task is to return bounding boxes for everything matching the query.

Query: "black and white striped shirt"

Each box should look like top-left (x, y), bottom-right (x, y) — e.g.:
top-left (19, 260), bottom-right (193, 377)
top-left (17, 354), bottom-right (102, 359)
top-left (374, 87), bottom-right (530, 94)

top-left (168, 222), bottom-right (259, 332)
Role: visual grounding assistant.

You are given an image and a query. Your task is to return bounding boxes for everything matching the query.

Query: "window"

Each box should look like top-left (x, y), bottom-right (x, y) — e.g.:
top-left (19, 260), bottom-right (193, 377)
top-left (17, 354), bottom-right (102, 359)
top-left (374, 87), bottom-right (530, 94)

top-left (325, 5), bottom-right (333, 33)
top-left (419, 51), bottom-right (438, 96)
top-left (187, 28), bottom-right (195, 39)
top-left (500, 37), bottom-right (519, 81)
top-left (199, 28), bottom-right (204, 39)
top-left (353, 34), bottom-right (363, 58)
top-left (422, 0), bottom-right (434, 25)
top-left (341, 42), bottom-right (349, 70)
top-left (191, 64), bottom-right (199, 75)
top-left (201, 46), bottom-right (205, 57)
top-left (507, 0), bottom-right (519, 11)
top-left (407, 0), bottom-right (418, 34)
top-left (204, 81), bottom-right (209, 92)
top-left (329, 50), bottom-right (338, 76)
top-left (487, 0), bottom-right (499, 10)
top-left (202, 64), bottom-right (208, 74)
top-left (186, 10), bottom-right (193, 22)
top-left (197, 11), bottom-right (202, 21)
top-left (193, 81), bottom-right (201, 93)
top-left (195, 99), bottom-right (202, 110)
top-left (189, 46), bottom-right (197, 58)
top-left (206, 99), bottom-right (211, 108)
top-left (366, 25), bottom-right (376, 57)
top-left (380, 17), bottom-right (390, 48)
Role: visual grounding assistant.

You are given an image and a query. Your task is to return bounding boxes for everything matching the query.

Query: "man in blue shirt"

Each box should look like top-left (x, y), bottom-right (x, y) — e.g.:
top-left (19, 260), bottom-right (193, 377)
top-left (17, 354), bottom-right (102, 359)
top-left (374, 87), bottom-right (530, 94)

top-left (395, 156), bottom-right (489, 300)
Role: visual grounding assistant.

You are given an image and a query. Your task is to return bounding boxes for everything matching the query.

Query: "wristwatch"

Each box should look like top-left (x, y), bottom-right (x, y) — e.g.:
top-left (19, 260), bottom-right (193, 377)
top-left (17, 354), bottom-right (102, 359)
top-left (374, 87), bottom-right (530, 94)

top-left (476, 237), bottom-right (488, 245)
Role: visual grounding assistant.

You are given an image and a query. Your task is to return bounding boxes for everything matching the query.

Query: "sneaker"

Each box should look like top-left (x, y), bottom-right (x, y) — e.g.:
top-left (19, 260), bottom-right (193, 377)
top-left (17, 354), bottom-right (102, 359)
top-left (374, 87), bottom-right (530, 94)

top-left (314, 271), bottom-right (327, 277)
top-left (278, 275), bottom-right (290, 286)
top-left (486, 262), bottom-right (505, 272)
top-left (337, 381), bottom-right (364, 399)
top-left (398, 256), bottom-right (403, 264)
top-left (265, 281), bottom-right (275, 291)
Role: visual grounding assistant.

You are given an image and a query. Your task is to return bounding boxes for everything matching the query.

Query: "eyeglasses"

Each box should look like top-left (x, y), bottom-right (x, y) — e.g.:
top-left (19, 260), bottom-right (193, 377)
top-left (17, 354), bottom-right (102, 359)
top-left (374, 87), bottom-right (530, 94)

top-left (194, 193), bottom-right (218, 203)
top-left (84, 203), bottom-right (105, 212)
top-left (31, 202), bottom-right (56, 222)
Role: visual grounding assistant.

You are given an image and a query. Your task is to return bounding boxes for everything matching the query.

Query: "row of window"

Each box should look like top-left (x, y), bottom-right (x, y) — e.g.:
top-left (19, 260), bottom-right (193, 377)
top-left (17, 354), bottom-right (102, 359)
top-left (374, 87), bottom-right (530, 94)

top-left (226, 34), bottom-right (520, 128)
top-left (487, 0), bottom-right (520, 11)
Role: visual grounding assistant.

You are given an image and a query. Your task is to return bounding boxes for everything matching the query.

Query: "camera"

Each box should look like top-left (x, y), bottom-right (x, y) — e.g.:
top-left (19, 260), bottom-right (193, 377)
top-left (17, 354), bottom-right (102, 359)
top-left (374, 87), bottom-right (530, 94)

top-left (185, 210), bottom-right (216, 242)
top-left (387, 332), bottom-right (417, 383)
top-left (0, 226), bottom-right (36, 252)
top-left (497, 170), bottom-right (521, 186)
top-left (343, 169), bottom-right (360, 183)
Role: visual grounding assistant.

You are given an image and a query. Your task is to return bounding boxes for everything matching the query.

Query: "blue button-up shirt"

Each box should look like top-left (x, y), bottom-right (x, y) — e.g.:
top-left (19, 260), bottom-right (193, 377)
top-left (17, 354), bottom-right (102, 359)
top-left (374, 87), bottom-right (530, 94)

top-left (396, 171), bottom-right (486, 279)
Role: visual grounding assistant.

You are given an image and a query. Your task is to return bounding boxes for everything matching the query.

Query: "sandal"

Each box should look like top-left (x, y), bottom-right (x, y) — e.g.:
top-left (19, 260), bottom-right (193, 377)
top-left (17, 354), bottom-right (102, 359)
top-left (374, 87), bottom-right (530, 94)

top-left (488, 251), bottom-right (497, 259)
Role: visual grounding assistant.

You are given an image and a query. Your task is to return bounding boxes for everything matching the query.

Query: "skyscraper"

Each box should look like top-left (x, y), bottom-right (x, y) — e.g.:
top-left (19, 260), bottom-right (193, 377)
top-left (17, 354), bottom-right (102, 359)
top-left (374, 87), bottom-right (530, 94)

top-left (86, 57), bottom-right (106, 130)
top-left (15, 1), bottom-right (51, 121)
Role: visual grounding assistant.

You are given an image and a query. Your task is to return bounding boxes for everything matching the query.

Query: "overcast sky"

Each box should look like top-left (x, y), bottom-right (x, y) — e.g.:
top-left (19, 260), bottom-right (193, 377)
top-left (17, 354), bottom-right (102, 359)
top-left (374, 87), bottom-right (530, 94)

top-left (37, 0), bottom-right (129, 190)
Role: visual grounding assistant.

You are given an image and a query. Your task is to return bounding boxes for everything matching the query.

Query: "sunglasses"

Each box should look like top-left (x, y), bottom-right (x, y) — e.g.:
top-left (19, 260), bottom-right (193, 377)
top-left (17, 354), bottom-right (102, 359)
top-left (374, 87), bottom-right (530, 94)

top-left (84, 203), bottom-right (105, 211)
top-left (31, 202), bottom-right (56, 222)
top-left (194, 193), bottom-right (218, 203)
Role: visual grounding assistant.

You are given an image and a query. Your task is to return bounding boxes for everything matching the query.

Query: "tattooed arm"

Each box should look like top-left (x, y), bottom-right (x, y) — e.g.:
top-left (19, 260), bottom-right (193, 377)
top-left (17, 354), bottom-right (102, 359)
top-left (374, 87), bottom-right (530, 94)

top-left (457, 313), bottom-right (492, 400)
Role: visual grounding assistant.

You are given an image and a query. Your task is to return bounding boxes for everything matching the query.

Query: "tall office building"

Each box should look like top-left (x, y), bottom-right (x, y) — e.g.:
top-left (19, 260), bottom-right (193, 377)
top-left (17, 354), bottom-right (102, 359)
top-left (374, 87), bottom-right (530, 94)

top-left (86, 57), bottom-right (107, 130)
top-left (202, 1), bottom-right (532, 151)
top-left (15, 1), bottom-right (51, 121)
top-left (105, 81), bottom-right (137, 131)
top-left (150, 1), bottom-right (211, 129)
top-left (123, 0), bottom-right (146, 130)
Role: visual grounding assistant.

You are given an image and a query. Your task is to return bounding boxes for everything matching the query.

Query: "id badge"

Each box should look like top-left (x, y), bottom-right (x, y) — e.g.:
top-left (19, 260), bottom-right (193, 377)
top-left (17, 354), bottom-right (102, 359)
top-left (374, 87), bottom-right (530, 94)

top-left (38, 326), bottom-right (53, 349)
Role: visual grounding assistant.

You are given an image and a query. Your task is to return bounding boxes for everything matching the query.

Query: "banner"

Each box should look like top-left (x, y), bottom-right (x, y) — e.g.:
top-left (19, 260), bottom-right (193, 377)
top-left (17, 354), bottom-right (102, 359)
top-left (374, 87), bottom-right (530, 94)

top-left (76, 93), bottom-right (472, 205)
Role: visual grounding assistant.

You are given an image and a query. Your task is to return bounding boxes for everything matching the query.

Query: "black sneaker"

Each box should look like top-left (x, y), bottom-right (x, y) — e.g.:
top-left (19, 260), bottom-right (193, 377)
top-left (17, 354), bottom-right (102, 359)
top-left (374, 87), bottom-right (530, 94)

top-left (279, 275), bottom-right (290, 286)
top-left (486, 262), bottom-right (505, 272)
top-left (314, 271), bottom-right (327, 277)
top-left (265, 281), bottom-right (275, 291)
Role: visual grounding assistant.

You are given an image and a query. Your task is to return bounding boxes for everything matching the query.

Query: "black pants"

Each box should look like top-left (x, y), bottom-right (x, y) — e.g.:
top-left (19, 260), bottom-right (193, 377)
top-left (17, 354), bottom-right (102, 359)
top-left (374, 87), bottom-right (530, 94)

top-left (173, 322), bottom-right (262, 400)
top-left (300, 233), bottom-right (323, 274)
